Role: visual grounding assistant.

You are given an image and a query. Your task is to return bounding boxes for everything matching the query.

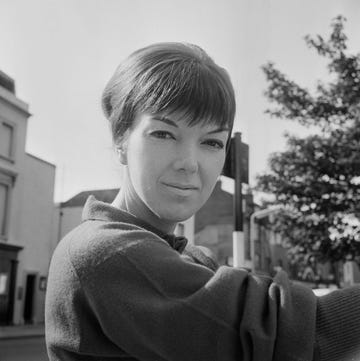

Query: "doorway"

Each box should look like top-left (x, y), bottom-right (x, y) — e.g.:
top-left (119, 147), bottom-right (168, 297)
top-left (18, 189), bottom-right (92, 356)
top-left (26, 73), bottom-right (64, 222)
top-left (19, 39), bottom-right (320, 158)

top-left (0, 244), bottom-right (22, 325)
top-left (23, 274), bottom-right (36, 324)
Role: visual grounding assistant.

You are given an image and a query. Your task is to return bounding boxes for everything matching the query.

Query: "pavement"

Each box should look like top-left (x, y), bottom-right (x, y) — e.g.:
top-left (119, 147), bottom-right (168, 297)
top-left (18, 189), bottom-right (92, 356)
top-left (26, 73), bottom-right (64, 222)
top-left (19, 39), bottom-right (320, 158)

top-left (0, 323), bottom-right (45, 339)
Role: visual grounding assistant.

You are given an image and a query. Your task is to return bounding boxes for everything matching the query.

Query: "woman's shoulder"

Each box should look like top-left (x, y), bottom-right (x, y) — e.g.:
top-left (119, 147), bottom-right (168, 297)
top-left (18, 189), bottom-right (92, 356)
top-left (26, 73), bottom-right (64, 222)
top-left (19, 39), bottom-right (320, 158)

top-left (55, 196), bottom-right (159, 257)
top-left (60, 218), bottom-right (164, 267)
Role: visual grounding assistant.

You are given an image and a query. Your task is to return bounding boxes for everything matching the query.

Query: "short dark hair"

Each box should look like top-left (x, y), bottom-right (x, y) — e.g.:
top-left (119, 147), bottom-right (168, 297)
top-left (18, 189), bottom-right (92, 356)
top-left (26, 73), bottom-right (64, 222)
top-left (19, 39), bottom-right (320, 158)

top-left (102, 42), bottom-right (236, 144)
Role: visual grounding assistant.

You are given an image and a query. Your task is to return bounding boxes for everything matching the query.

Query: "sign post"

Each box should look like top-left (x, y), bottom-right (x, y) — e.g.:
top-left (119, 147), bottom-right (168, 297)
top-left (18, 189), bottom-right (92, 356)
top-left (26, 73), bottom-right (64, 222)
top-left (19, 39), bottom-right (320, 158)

top-left (222, 132), bottom-right (249, 268)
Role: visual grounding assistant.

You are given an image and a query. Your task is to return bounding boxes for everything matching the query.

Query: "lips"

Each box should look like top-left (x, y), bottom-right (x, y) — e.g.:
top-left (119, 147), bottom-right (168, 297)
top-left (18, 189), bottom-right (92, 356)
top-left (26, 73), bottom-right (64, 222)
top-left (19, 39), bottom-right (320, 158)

top-left (162, 182), bottom-right (198, 190)
top-left (161, 182), bottom-right (199, 197)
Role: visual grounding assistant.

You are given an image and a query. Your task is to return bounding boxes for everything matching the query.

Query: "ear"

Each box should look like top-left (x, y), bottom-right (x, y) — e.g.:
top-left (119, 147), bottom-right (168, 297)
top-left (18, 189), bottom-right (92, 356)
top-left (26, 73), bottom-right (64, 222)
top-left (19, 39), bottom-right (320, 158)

top-left (116, 145), bottom-right (128, 165)
top-left (115, 130), bottom-right (130, 165)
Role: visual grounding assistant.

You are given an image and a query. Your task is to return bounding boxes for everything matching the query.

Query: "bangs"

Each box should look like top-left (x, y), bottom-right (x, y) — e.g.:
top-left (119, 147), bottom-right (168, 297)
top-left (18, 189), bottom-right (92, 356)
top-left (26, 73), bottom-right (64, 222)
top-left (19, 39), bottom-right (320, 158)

top-left (133, 60), bottom-right (235, 129)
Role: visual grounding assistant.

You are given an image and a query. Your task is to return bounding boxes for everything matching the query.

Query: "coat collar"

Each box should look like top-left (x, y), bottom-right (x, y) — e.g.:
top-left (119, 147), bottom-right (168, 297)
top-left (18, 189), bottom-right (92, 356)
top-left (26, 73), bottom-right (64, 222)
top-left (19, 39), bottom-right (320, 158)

top-left (82, 195), bottom-right (188, 253)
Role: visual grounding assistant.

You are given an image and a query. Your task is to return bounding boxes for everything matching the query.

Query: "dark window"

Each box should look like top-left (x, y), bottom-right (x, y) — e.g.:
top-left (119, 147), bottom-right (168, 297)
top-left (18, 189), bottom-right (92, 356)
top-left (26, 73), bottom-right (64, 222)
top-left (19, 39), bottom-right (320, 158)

top-left (0, 122), bottom-right (15, 160)
top-left (0, 173), bottom-right (12, 238)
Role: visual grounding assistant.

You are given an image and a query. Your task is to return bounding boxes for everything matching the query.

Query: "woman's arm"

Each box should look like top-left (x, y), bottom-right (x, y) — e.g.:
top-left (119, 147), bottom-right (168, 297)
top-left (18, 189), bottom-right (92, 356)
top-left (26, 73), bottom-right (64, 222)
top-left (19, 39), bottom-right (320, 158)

top-left (73, 230), bottom-right (317, 361)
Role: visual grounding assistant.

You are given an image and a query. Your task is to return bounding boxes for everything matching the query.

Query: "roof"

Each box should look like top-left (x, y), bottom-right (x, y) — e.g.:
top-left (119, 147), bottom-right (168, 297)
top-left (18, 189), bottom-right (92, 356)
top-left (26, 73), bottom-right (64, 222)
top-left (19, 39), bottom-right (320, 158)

top-left (61, 188), bottom-right (119, 208)
top-left (26, 152), bottom-right (56, 168)
top-left (0, 73), bottom-right (30, 115)
top-left (194, 181), bottom-right (256, 233)
top-left (195, 181), bottom-right (234, 232)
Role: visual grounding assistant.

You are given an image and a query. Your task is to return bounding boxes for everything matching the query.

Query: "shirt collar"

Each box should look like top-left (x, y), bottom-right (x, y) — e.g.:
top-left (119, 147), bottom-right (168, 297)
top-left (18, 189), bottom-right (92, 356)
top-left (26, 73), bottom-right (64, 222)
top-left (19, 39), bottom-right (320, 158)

top-left (82, 195), bottom-right (188, 253)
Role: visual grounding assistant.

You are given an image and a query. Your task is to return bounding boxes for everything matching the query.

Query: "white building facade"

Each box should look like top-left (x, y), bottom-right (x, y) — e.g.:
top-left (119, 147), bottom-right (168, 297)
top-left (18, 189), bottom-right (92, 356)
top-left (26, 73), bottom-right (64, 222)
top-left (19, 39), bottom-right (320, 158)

top-left (0, 71), bottom-right (56, 325)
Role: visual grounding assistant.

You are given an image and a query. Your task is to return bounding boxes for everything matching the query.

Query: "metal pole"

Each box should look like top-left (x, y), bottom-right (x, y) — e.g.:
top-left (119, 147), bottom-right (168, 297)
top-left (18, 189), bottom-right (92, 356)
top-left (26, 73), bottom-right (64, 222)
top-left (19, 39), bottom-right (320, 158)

top-left (234, 133), bottom-right (243, 232)
top-left (233, 132), bottom-right (245, 268)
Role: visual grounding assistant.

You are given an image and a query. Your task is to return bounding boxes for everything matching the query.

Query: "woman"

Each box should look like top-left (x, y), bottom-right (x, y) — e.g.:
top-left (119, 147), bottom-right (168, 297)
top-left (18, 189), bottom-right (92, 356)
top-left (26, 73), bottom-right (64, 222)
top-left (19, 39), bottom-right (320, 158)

top-left (45, 42), bottom-right (360, 361)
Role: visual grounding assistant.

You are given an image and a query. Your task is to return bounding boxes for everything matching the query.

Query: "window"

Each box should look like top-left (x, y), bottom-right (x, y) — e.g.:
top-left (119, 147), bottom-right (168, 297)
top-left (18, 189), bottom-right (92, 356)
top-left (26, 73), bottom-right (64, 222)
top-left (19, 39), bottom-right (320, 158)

top-left (0, 121), bottom-right (15, 161)
top-left (0, 173), bottom-right (12, 239)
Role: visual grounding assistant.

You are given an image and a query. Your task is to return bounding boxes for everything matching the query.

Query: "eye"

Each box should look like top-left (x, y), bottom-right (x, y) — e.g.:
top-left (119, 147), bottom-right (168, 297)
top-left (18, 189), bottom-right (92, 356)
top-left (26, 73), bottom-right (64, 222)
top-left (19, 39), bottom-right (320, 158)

top-left (202, 139), bottom-right (225, 149)
top-left (150, 130), bottom-right (175, 140)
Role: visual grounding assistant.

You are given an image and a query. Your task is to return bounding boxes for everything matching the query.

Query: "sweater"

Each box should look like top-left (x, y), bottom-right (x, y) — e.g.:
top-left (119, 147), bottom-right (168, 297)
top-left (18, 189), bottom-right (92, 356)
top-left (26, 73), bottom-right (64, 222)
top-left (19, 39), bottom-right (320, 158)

top-left (45, 196), bottom-right (360, 361)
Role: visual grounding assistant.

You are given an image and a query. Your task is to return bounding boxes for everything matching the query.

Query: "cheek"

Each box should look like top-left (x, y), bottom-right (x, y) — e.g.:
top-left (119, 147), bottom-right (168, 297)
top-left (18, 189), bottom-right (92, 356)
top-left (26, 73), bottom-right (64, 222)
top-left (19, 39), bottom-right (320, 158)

top-left (127, 145), bottom-right (165, 192)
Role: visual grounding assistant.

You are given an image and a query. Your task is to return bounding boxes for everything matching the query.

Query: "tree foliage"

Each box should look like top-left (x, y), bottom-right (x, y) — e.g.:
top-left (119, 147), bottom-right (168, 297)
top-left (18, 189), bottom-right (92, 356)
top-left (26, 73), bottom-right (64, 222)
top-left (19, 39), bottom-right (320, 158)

top-left (256, 16), bottom-right (360, 267)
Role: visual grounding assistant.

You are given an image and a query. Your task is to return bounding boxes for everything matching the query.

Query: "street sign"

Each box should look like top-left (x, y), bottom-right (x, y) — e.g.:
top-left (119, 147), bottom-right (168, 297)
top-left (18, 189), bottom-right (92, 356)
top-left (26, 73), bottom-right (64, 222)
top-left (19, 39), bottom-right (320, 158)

top-left (222, 137), bottom-right (249, 184)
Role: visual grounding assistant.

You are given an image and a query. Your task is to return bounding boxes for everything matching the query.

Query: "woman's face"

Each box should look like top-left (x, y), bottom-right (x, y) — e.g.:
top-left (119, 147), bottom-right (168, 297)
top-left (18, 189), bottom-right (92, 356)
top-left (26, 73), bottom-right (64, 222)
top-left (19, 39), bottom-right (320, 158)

top-left (121, 111), bottom-right (229, 224)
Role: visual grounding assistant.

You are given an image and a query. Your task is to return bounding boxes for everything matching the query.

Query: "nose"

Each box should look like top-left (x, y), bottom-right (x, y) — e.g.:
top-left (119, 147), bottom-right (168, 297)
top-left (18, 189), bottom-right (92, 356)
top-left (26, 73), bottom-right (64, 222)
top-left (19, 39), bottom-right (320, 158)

top-left (173, 143), bottom-right (199, 174)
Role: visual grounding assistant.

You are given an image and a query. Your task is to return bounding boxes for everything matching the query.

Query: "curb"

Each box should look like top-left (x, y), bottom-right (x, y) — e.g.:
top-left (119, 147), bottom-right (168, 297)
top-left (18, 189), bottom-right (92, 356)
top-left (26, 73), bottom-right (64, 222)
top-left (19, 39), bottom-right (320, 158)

top-left (0, 326), bottom-right (45, 340)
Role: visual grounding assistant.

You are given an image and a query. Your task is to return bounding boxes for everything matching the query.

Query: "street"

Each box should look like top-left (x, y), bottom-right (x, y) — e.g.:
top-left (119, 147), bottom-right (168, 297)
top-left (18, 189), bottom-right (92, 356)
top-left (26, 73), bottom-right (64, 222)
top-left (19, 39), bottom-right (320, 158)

top-left (0, 337), bottom-right (48, 361)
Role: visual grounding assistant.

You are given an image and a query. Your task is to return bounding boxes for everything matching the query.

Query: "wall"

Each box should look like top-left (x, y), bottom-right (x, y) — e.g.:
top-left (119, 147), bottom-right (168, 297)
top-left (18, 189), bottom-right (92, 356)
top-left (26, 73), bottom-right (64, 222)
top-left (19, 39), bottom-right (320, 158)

top-left (12, 154), bottom-right (55, 324)
top-left (0, 87), bottom-right (29, 246)
top-left (58, 206), bottom-right (83, 240)
top-left (195, 224), bottom-right (233, 265)
top-left (0, 85), bottom-right (29, 325)
top-left (0, 81), bottom-right (56, 325)
top-left (175, 216), bottom-right (194, 244)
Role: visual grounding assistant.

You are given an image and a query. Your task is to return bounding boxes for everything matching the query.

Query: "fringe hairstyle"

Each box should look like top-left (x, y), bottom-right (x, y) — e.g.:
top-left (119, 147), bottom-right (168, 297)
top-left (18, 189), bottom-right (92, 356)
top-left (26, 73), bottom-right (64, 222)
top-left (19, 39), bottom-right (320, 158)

top-left (102, 42), bottom-right (236, 145)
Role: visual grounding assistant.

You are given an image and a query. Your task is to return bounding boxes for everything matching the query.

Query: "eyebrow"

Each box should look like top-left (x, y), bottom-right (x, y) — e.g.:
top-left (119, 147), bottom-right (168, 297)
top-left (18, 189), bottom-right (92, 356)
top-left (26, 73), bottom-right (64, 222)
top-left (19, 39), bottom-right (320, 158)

top-left (151, 116), bottom-right (229, 134)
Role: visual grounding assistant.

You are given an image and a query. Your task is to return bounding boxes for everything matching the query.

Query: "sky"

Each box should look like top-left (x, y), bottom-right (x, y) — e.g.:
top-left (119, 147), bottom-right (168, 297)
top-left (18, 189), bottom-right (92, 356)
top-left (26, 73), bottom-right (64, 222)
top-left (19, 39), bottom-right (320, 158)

top-left (1, 0), bottom-right (360, 202)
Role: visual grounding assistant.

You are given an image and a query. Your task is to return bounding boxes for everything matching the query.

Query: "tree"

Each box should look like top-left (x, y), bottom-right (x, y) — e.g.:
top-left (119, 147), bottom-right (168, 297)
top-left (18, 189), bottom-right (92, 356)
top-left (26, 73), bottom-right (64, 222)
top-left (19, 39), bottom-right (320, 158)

top-left (256, 16), bottom-right (360, 271)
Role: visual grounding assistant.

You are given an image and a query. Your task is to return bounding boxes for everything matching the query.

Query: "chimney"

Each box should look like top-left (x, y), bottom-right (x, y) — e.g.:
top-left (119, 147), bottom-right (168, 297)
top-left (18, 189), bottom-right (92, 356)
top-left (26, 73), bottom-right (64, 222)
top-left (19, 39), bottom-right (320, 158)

top-left (0, 70), bottom-right (15, 94)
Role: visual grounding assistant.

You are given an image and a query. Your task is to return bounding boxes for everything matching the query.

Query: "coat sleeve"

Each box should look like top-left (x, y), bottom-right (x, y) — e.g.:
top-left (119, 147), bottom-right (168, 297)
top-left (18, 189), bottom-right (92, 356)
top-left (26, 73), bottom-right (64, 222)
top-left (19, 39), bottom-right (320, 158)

top-left (314, 286), bottom-right (360, 361)
top-left (72, 228), bottom-right (318, 361)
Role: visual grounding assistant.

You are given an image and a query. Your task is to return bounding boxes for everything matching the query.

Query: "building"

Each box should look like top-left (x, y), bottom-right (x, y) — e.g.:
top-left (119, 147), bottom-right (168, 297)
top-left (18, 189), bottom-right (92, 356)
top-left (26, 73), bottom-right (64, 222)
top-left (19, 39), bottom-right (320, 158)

top-left (57, 188), bottom-right (195, 244)
top-left (0, 71), bottom-right (56, 325)
top-left (195, 183), bottom-right (360, 286)
top-left (56, 188), bottom-right (119, 241)
top-left (57, 181), bottom-right (360, 288)
top-left (57, 182), bottom-right (252, 267)
top-left (194, 181), bottom-right (255, 266)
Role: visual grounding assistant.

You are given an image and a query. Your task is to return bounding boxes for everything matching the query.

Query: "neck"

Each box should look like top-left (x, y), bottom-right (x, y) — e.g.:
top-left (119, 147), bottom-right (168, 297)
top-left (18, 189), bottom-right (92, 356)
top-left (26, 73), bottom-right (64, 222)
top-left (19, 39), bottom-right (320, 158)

top-left (112, 178), bottom-right (177, 235)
